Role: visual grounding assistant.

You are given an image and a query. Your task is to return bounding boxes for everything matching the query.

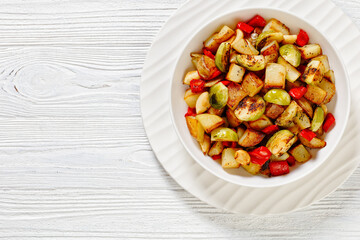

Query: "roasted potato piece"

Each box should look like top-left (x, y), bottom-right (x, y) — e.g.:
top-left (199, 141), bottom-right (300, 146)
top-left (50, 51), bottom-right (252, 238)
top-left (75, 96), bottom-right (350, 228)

top-left (260, 40), bottom-right (279, 56)
top-left (275, 101), bottom-right (302, 127)
top-left (208, 141), bottom-right (224, 157)
top-left (238, 129), bottom-right (266, 147)
top-left (317, 78), bottom-right (336, 104)
top-left (227, 82), bottom-right (248, 110)
top-left (207, 106), bottom-right (225, 116)
top-left (282, 35), bottom-right (297, 44)
top-left (266, 130), bottom-right (297, 157)
top-left (235, 150), bottom-right (251, 165)
top-left (299, 135), bottom-right (327, 149)
top-left (204, 34), bottom-right (220, 53)
top-left (289, 144), bottom-right (311, 162)
top-left (196, 114), bottom-right (225, 133)
top-left (304, 84), bottom-right (327, 105)
top-left (294, 110), bottom-right (311, 130)
top-left (199, 134), bottom-right (211, 155)
top-left (249, 115), bottom-right (273, 131)
top-left (295, 97), bottom-right (314, 118)
top-left (298, 44), bottom-right (322, 60)
top-left (277, 56), bottom-right (301, 83)
top-left (222, 148), bottom-right (240, 169)
top-left (229, 51), bottom-right (238, 64)
top-left (183, 70), bottom-right (201, 85)
top-left (313, 55), bottom-right (330, 73)
top-left (237, 127), bottom-right (246, 140)
top-left (265, 103), bottom-right (285, 119)
top-left (196, 92), bottom-right (211, 114)
top-left (214, 25), bottom-right (235, 43)
top-left (232, 38), bottom-right (259, 55)
top-left (264, 63), bottom-right (286, 89)
top-left (302, 60), bottom-right (324, 85)
top-left (185, 116), bottom-right (205, 143)
top-left (184, 89), bottom-right (201, 108)
top-left (242, 72), bottom-right (264, 97)
top-left (242, 162), bottom-right (261, 175)
top-left (226, 108), bottom-right (242, 128)
top-left (285, 80), bottom-right (306, 92)
top-left (226, 63), bottom-right (246, 83)
top-left (324, 70), bottom-right (335, 83)
top-left (263, 18), bottom-right (290, 35)
top-left (191, 53), bottom-right (218, 80)
top-left (288, 123), bottom-right (302, 135)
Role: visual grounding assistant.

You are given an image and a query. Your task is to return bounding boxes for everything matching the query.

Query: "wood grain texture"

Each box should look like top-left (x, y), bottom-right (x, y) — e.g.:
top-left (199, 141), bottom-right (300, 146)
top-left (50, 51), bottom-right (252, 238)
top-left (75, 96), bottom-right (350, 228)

top-left (0, 0), bottom-right (359, 239)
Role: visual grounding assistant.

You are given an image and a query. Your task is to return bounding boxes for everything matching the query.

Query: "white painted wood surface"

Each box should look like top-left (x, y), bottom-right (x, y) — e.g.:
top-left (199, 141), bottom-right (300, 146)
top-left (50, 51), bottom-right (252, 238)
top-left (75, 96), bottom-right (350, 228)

top-left (0, 0), bottom-right (359, 239)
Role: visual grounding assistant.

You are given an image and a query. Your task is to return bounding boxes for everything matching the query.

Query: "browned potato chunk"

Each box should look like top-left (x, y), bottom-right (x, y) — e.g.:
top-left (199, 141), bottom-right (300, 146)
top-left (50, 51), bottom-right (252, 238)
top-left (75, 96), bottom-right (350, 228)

top-left (183, 70), bottom-right (201, 85)
top-left (302, 60), bottom-right (324, 85)
top-left (214, 25), bottom-right (235, 43)
top-left (263, 18), bottom-right (290, 35)
top-left (226, 63), bottom-right (246, 83)
top-left (185, 116), bottom-right (205, 143)
top-left (264, 63), bottom-right (286, 89)
top-left (207, 106), bottom-right (225, 116)
top-left (242, 162), bottom-right (261, 175)
top-left (261, 40), bottom-right (279, 56)
top-left (226, 108), bottom-right (242, 128)
top-left (227, 82), bottom-right (248, 110)
top-left (299, 135), bottom-right (327, 149)
top-left (199, 134), bottom-right (211, 155)
top-left (294, 110), bottom-right (311, 130)
top-left (289, 144), bottom-right (312, 163)
top-left (222, 148), bottom-right (240, 169)
top-left (317, 78), bottom-right (336, 104)
top-left (208, 141), bottom-right (224, 157)
top-left (238, 129), bottom-right (266, 147)
top-left (196, 92), bottom-right (211, 114)
top-left (184, 89), bottom-right (201, 108)
top-left (295, 97), bottom-right (314, 118)
top-left (282, 35), bottom-right (297, 44)
top-left (313, 55), bottom-right (330, 73)
top-left (249, 115), bottom-right (273, 131)
top-left (304, 84), bottom-right (327, 105)
top-left (204, 33), bottom-right (220, 53)
top-left (241, 72), bottom-right (264, 97)
top-left (265, 103), bottom-right (285, 119)
top-left (324, 70), bottom-right (335, 83)
top-left (288, 123), bottom-right (302, 135)
top-left (235, 150), bottom-right (251, 165)
top-left (195, 114), bottom-right (225, 133)
top-left (298, 44), bottom-right (322, 60)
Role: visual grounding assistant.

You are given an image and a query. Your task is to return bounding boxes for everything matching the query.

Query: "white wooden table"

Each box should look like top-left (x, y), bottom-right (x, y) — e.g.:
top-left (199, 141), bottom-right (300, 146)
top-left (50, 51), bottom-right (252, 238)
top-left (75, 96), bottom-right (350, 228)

top-left (0, 0), bottom-right (359, 239)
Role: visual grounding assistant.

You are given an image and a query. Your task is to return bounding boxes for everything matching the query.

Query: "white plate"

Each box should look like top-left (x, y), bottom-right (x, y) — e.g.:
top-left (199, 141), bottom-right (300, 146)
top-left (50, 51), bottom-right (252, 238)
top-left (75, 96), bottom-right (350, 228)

top-left (141, 0), bottom-right (360, 214)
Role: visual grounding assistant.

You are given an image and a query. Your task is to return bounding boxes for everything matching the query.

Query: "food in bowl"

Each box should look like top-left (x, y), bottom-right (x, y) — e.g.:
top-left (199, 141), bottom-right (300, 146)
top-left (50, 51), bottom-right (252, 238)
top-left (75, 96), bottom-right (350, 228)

top-left (182, 14), bottom-right (336, 177)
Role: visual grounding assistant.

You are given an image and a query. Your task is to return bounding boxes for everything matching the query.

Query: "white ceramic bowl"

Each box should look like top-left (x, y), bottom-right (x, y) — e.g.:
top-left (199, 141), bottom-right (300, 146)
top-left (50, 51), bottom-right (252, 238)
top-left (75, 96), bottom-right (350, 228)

top-left (170, 8), bottom-right (350, 188)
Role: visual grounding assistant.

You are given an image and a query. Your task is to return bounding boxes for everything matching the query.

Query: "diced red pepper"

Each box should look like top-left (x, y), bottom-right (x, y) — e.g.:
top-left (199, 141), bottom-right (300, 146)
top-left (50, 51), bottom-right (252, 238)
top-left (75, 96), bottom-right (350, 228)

top-left (270, 161), bottom-right (290, 176)
top-left (247, 14), bottom-right (267, 28)
top-left (323, 113), bottom-right (336, 133)
top-left (211, 154), bottom-right (222, 160)
top-left (208, 69), bottom-right (222, 80)
top-left (203, 48), bottom-right (215, 59)
top-left (220, 80), bottom-right (231, 86)
top-left (249, 146), bottom-right (272, 166)
top-left (262, 125), bottom-right (280, 135)
top-left (237, 22), bottom-right (254, 34)
top-left (289, 87), bottom-right (307, 100)
top-left (223, 141), bottom-right (237, 148)
top-left (299, 129), bottom-right (317, 142)
top-left (184, 107), bottom-right (196, 117)
top-left (296, 29), bottom-right (309, 47)
top-left (190, 79), bottom-right (205, 93)
top-left (286, 156), bottom-right (296, 167)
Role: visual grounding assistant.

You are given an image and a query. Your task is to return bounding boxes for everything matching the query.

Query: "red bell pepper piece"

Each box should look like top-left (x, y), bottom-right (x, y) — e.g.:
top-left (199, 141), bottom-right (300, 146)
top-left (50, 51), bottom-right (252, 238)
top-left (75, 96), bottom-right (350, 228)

top-left (203, 48), bottom-right (215, 59)
top-left (184, 107), bottom-right (196, 117)
top-left (247, 14), bottom-right (267, 28)
top-left (223, 141), bottom-right (237, 148)
top-left (190, 79), bottom-right (205, 93)
top-left (208, 69), bottom-right (222, 80)
top-left (296, 29), bottom-right (309, 47)
top-left (262, 125), bottom-right (280, 135)
top-left (286, 156), bottom-right (296, 167)
top-left (237, 22), bottom-right (254, 34)
top-left (323, 113), bottom-right (336, 133)
top-left (299, 129), bottom-right (317, 142)
top-left (220, 80), bottom-right (231, 86)
top-left (289, 87), bottom-right (307, 99)
top-left (249, 146), bottom-right (272, 166)
top-left (211, 154), bottom-right (222, 160)
top-left (270, 161), bottom-right (290, 176)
